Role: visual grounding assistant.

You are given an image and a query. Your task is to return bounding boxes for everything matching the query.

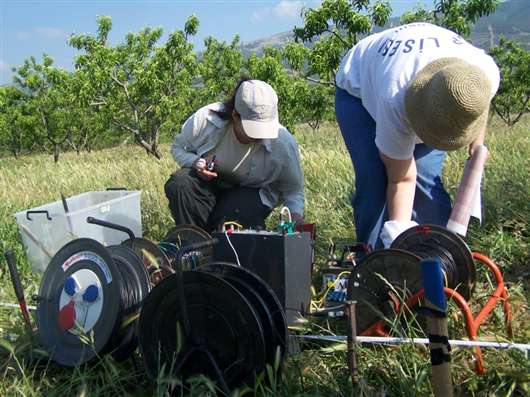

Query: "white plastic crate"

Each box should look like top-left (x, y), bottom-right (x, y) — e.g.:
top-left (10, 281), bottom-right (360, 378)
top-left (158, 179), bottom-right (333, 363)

top-left (14, 190), bottom-right (142, 273)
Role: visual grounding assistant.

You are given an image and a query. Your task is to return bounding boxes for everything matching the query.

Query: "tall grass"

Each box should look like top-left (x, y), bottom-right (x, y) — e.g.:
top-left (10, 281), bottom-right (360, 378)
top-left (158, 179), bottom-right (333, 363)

top-left (0, 116), bottom-right (528, 396)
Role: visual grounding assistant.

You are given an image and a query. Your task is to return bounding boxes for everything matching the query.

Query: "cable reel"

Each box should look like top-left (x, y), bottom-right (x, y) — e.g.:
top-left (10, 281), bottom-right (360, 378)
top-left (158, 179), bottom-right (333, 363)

top-left (161, 224), bottom-right (213, 268)
top-left (391, 224), bottom-right (476, 299)
top-left (347, 224), bottom-right (476, 334)
top-left (36, 238), bottom-right (151, 366)
top-left (86, 216), bottom-right (174, 286)
top-left (138, 260), bottom-right (287, 393)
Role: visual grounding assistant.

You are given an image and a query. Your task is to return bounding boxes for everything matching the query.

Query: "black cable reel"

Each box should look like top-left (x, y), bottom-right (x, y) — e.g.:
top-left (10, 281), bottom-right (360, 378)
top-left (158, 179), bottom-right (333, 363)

top-left (347, 224), bottom-right (476, 334)
top-left (36, 237), bottom-right (151, 365)
top-left (161, 224), bottom-right (214, 268)
top-left (138, 239), bottom-right (288, 394)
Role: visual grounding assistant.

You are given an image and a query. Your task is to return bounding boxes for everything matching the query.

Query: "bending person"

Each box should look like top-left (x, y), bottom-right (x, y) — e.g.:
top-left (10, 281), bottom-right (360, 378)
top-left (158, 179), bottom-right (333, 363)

top-left (335, 23), bottom-right (500, 249)
top-left (165, 78), bottom-right (304, 232)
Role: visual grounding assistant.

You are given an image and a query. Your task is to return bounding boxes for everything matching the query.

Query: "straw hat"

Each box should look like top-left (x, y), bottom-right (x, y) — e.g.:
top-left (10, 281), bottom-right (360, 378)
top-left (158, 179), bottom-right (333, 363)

top-left (405, 58), bottom-right (492, 151)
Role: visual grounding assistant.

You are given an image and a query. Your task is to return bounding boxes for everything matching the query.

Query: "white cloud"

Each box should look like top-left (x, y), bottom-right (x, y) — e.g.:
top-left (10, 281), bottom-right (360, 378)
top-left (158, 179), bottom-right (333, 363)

top-left (251, 1), bottom-right (313, 23)
top-left (250, 9), bottom-right (268, 24)
top-left (34, 27), bottom-right (67, 39)
top-left (272, 1), bottom-right (305, 18)
top-left (15, 27), bottom-right (67, 41)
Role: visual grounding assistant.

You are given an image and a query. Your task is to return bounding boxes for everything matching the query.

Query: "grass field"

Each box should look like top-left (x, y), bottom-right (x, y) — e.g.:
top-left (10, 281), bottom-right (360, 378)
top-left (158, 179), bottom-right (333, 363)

top-left (0, 116), bottom-right (528, 396)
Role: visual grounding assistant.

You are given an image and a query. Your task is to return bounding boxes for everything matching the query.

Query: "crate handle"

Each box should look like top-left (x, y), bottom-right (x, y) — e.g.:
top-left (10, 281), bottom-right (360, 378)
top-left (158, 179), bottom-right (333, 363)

top-left (26, 210), bottom-right (52, 221)
top-left (86, 217), bottom-right (136, 241)
top-left (106, 187), bottom-right (128, 191)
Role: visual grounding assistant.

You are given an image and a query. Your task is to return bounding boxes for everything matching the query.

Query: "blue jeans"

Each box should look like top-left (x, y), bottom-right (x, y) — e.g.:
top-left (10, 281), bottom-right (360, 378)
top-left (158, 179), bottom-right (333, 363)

top-left (334, 87), bottom-right (452, 248)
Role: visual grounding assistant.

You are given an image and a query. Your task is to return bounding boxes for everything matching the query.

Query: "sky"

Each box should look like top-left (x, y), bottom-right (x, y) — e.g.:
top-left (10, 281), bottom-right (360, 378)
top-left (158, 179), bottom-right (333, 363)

top-left (0, 0), bottom-right (423, 85)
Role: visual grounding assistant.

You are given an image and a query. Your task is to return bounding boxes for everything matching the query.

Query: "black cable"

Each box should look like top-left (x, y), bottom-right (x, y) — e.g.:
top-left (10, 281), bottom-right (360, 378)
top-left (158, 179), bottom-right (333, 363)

top-left (103, 249), bottom-right (150, 359)
top-left (404, 243), bottom-right (460, 289)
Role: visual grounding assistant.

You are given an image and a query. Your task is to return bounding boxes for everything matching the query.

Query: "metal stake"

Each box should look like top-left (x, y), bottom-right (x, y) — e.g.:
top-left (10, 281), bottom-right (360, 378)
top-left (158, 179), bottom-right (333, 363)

top-left (345, 300), bottom-right (358, 389)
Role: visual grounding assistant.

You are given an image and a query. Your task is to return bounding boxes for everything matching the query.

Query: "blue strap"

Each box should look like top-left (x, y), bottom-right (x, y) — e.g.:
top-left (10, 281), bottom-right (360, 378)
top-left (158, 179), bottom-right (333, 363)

top-left (421, 257), bottom-right (447, 313)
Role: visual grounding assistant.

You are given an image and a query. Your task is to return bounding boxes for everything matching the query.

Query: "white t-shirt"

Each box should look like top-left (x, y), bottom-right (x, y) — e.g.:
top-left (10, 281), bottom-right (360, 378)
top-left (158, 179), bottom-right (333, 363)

top-left (335, 23), bottom-right (500, 160)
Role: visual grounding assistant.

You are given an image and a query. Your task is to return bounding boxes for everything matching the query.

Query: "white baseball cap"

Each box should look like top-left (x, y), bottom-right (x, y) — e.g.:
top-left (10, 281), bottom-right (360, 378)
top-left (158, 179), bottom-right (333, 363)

top-left (235, 80), bottom-right (280, 139)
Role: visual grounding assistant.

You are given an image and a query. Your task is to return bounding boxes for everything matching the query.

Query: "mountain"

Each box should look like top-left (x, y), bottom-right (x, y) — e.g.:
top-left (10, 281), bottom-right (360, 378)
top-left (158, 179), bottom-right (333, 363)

top-left (240, 31), bottom-right (293, 58)
top-left (240, 0), bottom-right (530, 54)
top-left (471, 0), bottom-right (530, 49)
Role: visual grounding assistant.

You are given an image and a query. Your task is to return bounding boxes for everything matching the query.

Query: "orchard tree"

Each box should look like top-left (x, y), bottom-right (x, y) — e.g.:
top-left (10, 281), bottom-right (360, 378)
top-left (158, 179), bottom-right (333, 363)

top-left (12, 55), bottom-right (74, 162)
top-left (490, 38), bottom-right (530, 126)
top-left (282, 42), bottom-right (334, 131)
top-left (64, 76), bottom-right (104, 154)
top-left (199, 35), bottom-right (245, 103)
top-left (0, 86), bottom-right (39, 157)
top-left (292, 0), bottom-right (392, 84)
top-left (70, 15), bottom-right (200, 159)
top-left (400, 0), bottom-right (498, 37)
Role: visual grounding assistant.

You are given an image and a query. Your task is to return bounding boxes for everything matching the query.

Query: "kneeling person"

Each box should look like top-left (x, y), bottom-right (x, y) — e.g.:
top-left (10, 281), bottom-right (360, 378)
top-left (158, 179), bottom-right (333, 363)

top-left (165, 78), bottom-right (305, 232)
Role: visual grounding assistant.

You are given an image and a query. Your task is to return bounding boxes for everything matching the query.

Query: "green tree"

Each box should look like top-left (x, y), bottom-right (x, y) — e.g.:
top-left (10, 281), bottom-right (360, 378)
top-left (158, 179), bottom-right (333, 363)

top-left (292, 0), bottom-right (392, 84)
top-left (489, 38), bottom-right (530, 126)
top-left (400, 0), bottom-right (498, 37)
top-left (12, 55), bottom-right (73, 162)
top-left (69, 15), bottom-right (200, 159)
top-left (199, 35), bottom-right (245, 104)
top-left (0, 86), bottom-right (39, 157)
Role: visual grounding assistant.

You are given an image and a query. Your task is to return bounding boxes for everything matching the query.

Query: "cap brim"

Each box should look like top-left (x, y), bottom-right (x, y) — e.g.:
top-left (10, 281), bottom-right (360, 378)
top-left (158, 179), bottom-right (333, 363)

top-left (241, 118), bottom-right (279, 139)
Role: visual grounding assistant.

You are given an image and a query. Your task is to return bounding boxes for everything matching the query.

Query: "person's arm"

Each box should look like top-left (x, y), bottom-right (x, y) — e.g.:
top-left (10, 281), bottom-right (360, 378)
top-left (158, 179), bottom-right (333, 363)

top-left (379, 151), bottom-right (417, 221)
top-left (170, 114), bottom-right (202, 167)
top-left (468, 120), bottom-right (487, 157)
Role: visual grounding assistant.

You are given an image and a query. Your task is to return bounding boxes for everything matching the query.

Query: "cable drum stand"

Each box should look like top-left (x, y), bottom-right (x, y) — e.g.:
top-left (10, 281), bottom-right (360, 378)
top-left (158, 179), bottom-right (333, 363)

top-left (30, 216), bottom-right (182, 365)
top-left (86, 217), bottom-right (175, 286)
top-left (35, 234), bottom-right (151, 365)
top-left (347, 224), bottom-right (513, 373)
top-left (138, 238), bottom-right (288, 395)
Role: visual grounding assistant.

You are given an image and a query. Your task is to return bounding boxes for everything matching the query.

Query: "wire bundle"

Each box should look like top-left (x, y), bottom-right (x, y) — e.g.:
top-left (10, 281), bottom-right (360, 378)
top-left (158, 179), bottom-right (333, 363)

top-left (103, 246), bottom-right (151, 361)
top-left (404, 243), bottom-right (460, 290)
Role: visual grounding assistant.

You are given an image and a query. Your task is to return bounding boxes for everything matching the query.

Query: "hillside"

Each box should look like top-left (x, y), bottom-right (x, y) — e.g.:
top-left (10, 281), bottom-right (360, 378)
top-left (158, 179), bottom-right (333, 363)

top-left (240, 0), bottom-right (530, 55)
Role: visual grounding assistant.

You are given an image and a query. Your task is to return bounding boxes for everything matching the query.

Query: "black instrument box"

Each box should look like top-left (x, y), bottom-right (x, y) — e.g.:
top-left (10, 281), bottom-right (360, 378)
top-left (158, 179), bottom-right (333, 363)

top-left (212, 230), bottom-right (312, 325)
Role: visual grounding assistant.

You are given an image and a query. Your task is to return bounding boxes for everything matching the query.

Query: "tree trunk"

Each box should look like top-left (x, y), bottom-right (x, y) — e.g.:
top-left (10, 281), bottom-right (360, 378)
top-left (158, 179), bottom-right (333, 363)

top-left (53, 144), bottom-right (60, 163)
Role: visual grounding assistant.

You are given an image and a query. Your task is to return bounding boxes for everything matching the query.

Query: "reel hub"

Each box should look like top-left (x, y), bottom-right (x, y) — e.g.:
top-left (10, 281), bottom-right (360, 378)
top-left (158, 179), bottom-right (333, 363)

top-left (161, 224), bottom-right (213, 267)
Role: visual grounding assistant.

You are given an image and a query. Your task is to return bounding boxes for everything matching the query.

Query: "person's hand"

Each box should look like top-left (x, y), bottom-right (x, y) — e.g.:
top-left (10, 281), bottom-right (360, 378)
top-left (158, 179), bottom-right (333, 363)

top-left (380, 220), bottom-right (418, 248)
top-left (291, 213), bottom-right (304, 226)
top-left (468, 142), bottom-right (490, 161)
top-left (193, 157), bottom-right (218, 181)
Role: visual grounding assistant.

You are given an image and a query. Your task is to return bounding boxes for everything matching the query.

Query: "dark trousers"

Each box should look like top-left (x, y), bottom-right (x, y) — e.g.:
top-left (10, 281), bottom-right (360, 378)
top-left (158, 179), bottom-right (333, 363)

top-left (335, 88), bottom-right (452, 248)
top-left (164, 168), bottom-right (272, 232)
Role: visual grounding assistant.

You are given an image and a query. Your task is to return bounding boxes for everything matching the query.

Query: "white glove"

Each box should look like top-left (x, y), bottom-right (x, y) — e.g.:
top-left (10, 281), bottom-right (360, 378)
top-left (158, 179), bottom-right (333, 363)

top-left (380, 220), bottom-right (418, 248)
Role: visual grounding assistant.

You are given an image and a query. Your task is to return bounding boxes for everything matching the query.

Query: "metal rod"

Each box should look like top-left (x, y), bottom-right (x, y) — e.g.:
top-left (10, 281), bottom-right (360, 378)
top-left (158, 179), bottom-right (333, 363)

top-left (18, 224), bottom-right (54, 259)
top-left (421, 257), bottom-right (453, 397)
top-left (0, 302), bottom-right (37, 311)
top-left (86, 216), bottom-right (136, 241)
top-left (3, 250), bottom-right (34, 331)
top-left (345, 300), bottom-right (358, 388)
top-left (295, 335), bottom-right (530, 352)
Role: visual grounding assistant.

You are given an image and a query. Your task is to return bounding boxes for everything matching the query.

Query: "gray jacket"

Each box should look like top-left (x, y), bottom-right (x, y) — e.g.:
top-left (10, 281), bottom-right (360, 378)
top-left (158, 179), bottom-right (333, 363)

top-left (171, 103), bottom-right (305, 215)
